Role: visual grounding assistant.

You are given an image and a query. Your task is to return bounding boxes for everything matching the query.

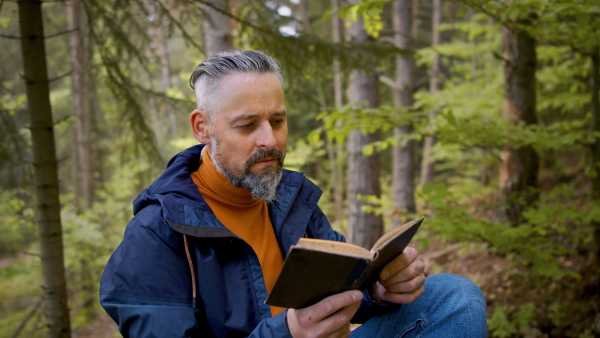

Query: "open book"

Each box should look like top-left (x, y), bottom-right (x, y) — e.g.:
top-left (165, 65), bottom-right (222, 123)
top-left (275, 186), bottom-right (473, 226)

top-left (265, 216), bottom-right (424, 309)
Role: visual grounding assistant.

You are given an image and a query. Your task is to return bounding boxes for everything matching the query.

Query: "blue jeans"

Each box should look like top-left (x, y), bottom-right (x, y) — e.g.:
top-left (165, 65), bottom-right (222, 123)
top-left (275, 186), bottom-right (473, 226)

top-left (352, 273), bottom-right (487, 337)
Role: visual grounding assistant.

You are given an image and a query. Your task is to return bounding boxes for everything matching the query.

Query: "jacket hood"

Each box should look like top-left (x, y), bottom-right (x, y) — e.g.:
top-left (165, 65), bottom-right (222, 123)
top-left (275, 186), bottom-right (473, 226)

top-left (133, 144), bottom-right (207, 216)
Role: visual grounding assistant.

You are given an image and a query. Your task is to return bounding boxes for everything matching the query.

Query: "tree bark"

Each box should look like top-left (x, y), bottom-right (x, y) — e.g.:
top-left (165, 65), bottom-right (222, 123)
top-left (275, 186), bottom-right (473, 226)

top-left (17, 0), bottom-right (71, 336)
top-left (499, 21), bottom-right (539, 226)
top-left (331, 0), bottom-right (345, 229)
top-left (67, 0), bottom-right (95, 212)
top-left (590, 45), bottom-right (600, 263)
top-left (201, 0), bottom-right (234, 56)
top-left (420, 0), bottom-right (442, 186)
top-left (346, 14), bottom-right (384, 248)
top-left (155, 11), bottom-right (178, 139)
top-left (391, 0), bottom-right (417, 227)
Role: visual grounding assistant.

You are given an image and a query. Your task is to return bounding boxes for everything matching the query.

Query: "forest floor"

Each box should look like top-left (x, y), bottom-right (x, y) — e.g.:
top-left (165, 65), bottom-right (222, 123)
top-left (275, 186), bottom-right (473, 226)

top-left (421, 240), bottom-right (600, 338)
top-left (1, 239), bottom-right (598, 338)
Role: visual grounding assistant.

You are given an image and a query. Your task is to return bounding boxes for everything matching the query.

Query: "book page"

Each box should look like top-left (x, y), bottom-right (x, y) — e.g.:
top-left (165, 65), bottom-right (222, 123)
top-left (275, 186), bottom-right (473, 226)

top-left (296, 238), bottom-right (372, 259)
top-left (370, 217), bottom-right (424, 253)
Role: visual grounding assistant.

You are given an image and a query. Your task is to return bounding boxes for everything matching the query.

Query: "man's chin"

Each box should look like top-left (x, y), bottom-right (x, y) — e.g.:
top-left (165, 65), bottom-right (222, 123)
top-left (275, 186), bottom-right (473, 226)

top-left (250, 163), bottom-right (280, 175)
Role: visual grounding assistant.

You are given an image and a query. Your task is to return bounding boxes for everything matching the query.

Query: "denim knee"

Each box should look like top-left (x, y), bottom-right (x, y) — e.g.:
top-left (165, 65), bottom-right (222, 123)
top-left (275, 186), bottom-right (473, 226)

top-left (426, 273), bottom-right (485, 303)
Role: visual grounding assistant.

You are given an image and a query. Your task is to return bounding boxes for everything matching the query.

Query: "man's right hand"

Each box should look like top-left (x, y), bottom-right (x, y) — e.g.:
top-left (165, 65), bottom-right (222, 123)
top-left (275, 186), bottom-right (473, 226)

top-left (286, 290), bottom-right (363, 338)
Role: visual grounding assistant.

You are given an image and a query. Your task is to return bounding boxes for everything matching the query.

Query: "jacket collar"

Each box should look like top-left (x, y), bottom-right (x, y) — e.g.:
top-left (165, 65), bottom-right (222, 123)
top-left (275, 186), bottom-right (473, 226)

top-left (133, 145), bottom-right (322, 245)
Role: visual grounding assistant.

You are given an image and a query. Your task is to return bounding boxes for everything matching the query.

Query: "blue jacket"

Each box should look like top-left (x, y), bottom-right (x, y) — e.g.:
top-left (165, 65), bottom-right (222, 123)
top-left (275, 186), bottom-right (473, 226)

top-left (100, 145), bottom-right (394, 337)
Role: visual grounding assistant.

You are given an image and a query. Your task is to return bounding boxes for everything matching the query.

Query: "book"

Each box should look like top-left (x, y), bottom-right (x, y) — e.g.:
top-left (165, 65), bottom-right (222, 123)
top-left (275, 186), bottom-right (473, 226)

top-left (265, 216), bottom-right (424, 309)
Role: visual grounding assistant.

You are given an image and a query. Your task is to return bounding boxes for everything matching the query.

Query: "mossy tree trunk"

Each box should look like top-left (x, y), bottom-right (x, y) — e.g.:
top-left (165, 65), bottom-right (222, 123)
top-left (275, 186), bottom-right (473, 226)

top-left (499, 19), bottom-right (539, 226)
top-left (590, 46), bottom-right (600, 264)
top-left (18, 0), bottom-right (71, 336)
top-left (201, 0), bottom-right (234, 56)
top-left (346, 12), bottom-right (384, 249)
top-left (391, 0), bottom-right (417, 227)
top-left (420, 0), bottom-right (442, 186)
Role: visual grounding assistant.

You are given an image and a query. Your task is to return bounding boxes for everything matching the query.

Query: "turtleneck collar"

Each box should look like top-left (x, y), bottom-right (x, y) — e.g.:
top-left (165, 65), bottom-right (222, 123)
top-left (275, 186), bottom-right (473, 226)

top-left (195, 146), bottom-right (263, 207)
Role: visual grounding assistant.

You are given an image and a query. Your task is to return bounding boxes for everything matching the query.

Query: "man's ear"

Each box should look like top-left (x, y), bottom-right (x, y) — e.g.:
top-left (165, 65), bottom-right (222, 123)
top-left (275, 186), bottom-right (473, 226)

top-left (190, 109), bottom-right (211, 144)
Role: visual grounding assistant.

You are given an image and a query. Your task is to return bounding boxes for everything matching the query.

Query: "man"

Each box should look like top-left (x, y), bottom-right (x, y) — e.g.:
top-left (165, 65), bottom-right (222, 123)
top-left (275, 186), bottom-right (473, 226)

top-left (100, 49), bottom-right (487, 337)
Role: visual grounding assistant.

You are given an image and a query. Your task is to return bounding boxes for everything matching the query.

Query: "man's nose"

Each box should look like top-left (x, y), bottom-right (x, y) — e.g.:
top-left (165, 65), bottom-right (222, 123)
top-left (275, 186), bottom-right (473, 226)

top-left (256, 122), bottom-right (277, 150)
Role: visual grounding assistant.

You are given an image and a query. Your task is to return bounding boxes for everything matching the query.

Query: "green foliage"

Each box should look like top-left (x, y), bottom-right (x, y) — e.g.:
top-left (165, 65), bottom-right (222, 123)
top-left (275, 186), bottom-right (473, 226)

top-left (488, 304), bottom-right (536, 338)
top-left (0, 254), bottom-right (43, 338)
top-left (308, 103), bottom-right (423, 154)
top-left (285, 138), bottom-right (327, 172)
top-left (334, 0), bottom-right (387, 38)
top-left (419, 182), bottom-right (597, 278)
top-left (0, 190), bottom-right (36, 257)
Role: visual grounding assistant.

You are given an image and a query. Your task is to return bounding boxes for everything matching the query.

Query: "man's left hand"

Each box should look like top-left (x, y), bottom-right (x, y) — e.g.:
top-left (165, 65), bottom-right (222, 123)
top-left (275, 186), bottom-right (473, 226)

top-left (373, 247), bottom-right (425, 304)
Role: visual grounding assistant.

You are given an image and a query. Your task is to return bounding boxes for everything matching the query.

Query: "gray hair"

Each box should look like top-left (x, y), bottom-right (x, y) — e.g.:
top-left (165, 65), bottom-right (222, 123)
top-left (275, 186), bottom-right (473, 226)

top-left (190, 49), bottom-right (283, 120)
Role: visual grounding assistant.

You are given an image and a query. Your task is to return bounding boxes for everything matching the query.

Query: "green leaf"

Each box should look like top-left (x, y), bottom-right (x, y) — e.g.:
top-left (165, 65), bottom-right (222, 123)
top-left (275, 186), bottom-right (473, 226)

top-left (507, 7), bottom-right (520, 21)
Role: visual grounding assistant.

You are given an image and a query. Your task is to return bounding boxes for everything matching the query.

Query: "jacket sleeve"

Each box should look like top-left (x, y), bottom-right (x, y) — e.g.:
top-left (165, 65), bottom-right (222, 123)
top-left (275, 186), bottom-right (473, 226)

top-left (247, 310), bottom-right (292, 338)
top-left (100, 206), bottom-right (208, 338)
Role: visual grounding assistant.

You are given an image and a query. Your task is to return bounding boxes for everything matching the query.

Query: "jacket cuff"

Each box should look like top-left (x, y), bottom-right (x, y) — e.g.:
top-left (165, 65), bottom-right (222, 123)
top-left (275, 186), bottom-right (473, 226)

top-left (248, 309), bottom-right (292, 338)
top-left (352, 286), bottom-right (401, 324)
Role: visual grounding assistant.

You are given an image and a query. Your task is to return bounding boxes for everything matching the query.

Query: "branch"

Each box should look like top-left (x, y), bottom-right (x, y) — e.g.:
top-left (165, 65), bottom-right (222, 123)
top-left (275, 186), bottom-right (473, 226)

top-left (45, 27), bottom-right (78, 39)
top-left (22, 251), bottom-right (41, 257)
top-left (379, 75), bottom-right (399, 90)
top-left (11, 297), bottom-right (44, 338)
top-left (0, 34), bottom-right (20, 40)
top-left (194, 0), bottom-right (274, 35)
top-left (154, 0), bottom-right (204, 53)
top-left (130, 83), bottom-right (194, 104)
top-left (492, 51), bottom-right (509, 64)
top-left (421, 243), bottom-right (465, 261)
top-left (53, 114), bottom-right (72, 126)
top-left (2, 28), bottom-right (77, 40)
top-left (48, 69), bottom-right (74, 83)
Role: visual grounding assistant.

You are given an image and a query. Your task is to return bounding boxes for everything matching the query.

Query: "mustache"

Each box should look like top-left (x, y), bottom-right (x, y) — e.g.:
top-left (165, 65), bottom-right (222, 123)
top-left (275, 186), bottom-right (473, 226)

top-left (245, 148), bottom-right (285, 169)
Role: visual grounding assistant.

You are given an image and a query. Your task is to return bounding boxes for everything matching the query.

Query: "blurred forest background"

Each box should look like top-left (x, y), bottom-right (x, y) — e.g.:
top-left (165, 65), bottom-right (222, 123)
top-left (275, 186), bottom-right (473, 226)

top-left (1, 0), bottom-right (599, 337)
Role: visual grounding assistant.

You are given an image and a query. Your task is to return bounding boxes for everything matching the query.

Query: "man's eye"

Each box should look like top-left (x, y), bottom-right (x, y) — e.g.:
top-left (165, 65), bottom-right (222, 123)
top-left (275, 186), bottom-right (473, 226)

top-left (237, 123), bottom-right (254, 129)
top-left (271, 119), bottom-right (284, 125)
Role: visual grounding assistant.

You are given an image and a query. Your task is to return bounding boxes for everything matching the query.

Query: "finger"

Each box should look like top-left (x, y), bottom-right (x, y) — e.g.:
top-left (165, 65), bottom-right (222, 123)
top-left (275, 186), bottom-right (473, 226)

top-left (381, 272), bottom-right (425, 294)
top-left (316, 299), bottom-right (361, 337)
top-left (382, 283), bottom-right (425, 304)
top-left (380, 258), bottom-right (425, 287)
top-left (380, 247), bottom-right (419, 281)
top-left (299, 290), bottom-right (363, 325)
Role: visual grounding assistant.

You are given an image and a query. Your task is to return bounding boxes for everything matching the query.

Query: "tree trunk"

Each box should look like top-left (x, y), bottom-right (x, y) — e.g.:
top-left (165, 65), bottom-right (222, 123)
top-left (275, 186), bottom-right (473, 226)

top-left (201, 0), bottom-right (234, 56)
top-left (411, 0), bottom-right (419, 39)
top-left (155, 12), bottom-right (178, 139)
top-left (331, 0), bottom-right (345, 229)
top-left (346, 14), bottom-right (384, 248)
top-left (391, 0), bottom-right (417, 227)
top-left (67, 0), bottom-right (95, 212)
top-left (499, 21), bottom-right (539, 226)
top-left (420, 0), bottom-right (442, 186)
top-left (590, 46), bottom-right (600, 263)
top-left (18, 0), bottom-right (71, 336)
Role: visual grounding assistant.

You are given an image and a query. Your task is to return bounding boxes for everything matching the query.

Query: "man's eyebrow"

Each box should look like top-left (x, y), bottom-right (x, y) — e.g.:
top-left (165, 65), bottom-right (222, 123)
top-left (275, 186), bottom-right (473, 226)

top-left (230, 111), bottom-right (287, 124)
top-left (272, 110), bottom-right (287, 117)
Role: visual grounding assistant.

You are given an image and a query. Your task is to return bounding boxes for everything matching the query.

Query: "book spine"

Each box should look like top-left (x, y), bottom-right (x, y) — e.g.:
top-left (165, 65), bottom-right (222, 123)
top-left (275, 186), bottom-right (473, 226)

top-left (343, 259), bottom-right (370, 289)
top-left (352, 262), bottom-right (373, 291)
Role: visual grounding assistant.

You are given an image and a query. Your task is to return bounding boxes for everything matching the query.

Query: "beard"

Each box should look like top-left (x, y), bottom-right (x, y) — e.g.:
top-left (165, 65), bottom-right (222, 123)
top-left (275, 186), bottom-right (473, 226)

top-left (209, 135), bottom-right (285, 202)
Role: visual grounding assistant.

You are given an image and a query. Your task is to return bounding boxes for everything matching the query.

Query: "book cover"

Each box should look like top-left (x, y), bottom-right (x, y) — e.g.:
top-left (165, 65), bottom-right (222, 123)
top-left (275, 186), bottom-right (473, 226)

top-left (265, 217), bottom-right (424, 309)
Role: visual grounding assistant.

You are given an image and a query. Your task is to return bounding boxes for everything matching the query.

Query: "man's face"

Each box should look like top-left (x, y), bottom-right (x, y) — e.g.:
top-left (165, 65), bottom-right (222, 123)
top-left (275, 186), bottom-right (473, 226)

top-left (207, 72), bottom-right (288, 200)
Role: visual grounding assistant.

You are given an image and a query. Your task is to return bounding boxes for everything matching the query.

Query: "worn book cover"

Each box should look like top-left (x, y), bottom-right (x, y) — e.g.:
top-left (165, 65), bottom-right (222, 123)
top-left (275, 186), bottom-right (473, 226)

top-left (265, 217), bottom-right (424, 309)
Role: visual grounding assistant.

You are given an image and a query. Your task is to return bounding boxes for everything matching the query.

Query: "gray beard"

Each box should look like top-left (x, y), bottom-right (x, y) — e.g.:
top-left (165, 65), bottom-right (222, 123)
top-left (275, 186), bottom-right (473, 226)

top-left (210, 138), bottom-right (284, 202)
top-left (224, 164), bottom-right (282, 202)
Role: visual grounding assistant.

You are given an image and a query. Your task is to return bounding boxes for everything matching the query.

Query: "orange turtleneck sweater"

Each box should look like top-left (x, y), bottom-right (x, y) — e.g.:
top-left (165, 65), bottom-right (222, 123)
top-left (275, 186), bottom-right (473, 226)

top-left (190, 148), bottom-right (285, 317)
